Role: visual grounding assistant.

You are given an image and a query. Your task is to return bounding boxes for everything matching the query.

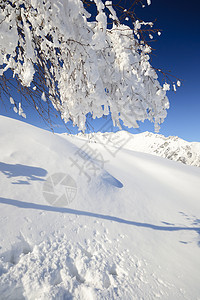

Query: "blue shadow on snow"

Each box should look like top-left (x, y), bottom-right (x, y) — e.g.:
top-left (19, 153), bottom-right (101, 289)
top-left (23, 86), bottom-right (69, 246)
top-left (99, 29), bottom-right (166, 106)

top-left (0, 162), bottom-right (47, 184)
top-left (0, 197), bottom-right (200, 235)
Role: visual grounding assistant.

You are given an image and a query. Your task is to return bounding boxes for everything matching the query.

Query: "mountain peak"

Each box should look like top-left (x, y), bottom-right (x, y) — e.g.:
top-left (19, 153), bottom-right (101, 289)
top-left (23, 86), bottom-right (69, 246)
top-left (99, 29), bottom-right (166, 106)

top-left (64, 130), bottom-right (200, 168)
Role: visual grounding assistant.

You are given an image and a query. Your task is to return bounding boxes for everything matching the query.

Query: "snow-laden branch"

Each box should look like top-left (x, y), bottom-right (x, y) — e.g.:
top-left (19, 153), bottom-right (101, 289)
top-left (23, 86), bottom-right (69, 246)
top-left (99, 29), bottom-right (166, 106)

top-left (0, 0), bottom-right (176, 131)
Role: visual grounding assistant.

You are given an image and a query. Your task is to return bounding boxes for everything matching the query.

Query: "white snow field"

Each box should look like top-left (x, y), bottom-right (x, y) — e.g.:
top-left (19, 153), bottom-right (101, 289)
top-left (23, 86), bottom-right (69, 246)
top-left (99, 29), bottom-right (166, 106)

top-left (0, 115), bottom-right (200, 300)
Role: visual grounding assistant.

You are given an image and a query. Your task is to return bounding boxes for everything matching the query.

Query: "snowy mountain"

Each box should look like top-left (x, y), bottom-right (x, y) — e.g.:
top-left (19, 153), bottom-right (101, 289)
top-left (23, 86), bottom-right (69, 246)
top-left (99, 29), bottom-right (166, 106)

top-left (70, 131), bottom-right (200, 168)
top-left (0, 116), bottom-right (200, 300)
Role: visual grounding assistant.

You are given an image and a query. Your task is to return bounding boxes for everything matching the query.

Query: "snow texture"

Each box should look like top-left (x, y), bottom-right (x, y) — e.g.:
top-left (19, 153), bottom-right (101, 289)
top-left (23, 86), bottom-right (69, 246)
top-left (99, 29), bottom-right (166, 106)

top-left (0, 116), bottom-right (200, 299)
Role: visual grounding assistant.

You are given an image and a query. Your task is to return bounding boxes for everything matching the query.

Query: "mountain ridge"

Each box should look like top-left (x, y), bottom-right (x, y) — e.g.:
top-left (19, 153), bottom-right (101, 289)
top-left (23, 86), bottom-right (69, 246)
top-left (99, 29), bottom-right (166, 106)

top-left (64, 131), bottom-right (200, 168)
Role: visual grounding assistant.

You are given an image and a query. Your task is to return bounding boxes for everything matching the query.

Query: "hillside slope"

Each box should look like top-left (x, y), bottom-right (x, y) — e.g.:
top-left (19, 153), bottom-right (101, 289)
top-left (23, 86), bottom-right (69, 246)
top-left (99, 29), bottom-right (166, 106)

top-left (0, 116), bottom-right (200, 299)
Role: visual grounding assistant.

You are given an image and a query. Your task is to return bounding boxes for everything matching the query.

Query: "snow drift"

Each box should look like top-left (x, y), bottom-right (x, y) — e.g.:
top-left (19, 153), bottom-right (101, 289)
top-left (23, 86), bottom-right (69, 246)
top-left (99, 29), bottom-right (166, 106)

top-left (0, 116), bottom-right (200, 299)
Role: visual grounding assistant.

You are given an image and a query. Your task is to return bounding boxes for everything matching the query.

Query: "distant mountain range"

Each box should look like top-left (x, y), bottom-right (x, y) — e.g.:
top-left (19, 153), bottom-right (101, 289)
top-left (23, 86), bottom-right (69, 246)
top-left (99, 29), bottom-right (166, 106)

top-left (69, 131), bottom-right (200, 168)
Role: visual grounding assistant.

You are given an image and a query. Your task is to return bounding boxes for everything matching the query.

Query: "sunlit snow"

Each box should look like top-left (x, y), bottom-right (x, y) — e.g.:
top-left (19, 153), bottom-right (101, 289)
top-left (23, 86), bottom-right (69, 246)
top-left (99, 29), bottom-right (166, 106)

top-left (0, 116), bottom-right (200, 299)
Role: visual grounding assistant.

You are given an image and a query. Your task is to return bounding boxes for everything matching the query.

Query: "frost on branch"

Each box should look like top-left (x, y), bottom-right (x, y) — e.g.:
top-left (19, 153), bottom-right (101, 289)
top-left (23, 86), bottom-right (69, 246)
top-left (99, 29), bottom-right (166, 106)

top-left (0, 0), bottom-right (170, 132)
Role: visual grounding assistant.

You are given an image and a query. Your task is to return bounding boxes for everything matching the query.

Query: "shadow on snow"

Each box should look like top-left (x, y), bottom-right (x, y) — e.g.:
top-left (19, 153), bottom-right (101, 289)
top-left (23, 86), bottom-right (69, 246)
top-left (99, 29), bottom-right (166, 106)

top-left (0, 197), bottom-right (200, 236)
top-left (0, 162), bottom-right (47, 184)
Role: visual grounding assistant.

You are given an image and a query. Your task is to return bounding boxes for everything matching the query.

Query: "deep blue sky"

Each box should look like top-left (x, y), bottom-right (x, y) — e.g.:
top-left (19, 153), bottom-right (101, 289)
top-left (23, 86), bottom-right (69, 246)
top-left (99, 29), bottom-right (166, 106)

top-left (1, 0), bottom-right (200, 142)
top-left (133, 0), bottom-right (200, 142)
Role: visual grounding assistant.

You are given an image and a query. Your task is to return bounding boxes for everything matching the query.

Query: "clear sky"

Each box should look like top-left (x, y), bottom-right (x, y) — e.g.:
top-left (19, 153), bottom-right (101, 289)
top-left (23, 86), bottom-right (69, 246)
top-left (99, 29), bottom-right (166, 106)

top-left (1, 0), bottom-right (200, 142)
top-left (133, 0), bottom-right (200, 142)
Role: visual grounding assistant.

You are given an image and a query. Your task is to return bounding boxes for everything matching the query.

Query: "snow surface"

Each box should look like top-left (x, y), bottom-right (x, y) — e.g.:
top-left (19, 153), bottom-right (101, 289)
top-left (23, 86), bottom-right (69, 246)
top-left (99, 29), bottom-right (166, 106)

top-left (0, 116), bottom-right (200, 299)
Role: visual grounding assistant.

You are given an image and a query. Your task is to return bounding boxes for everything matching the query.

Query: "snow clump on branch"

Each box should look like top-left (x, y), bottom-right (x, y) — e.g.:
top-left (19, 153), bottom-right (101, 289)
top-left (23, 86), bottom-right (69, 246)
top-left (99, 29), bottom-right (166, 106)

top-left (0, 0), bottom-right (171, 132)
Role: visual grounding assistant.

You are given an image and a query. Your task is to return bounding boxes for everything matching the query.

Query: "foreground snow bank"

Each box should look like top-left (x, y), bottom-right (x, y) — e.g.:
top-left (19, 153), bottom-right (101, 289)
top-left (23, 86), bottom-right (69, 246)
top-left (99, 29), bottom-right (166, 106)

top-left (0, 116), bottom-right (200, 299)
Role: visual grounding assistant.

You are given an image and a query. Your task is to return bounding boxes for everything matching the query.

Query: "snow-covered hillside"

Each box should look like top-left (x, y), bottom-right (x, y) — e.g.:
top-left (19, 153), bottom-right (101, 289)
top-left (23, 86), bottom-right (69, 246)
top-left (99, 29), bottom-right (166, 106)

top-left (69, 131), bottom-right (200, 168)
top-left (0, 116), bottom-right (200, 300)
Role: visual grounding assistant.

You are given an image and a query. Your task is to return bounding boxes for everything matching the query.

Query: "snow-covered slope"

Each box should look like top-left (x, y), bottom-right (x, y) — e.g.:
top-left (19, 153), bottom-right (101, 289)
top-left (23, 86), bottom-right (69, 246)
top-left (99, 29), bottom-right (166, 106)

top-left (0, 116), bottom-right (200, 300)
top-left (69, 131), bottom-right (200, 168)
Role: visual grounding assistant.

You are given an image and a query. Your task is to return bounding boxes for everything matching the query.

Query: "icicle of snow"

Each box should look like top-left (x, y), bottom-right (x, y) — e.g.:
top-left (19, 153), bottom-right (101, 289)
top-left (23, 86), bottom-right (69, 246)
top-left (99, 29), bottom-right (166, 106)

top-left (147, 0), bottom-right (151, 5)
top-left (41, 92), bottom-right (47, 102)
top-left (173, 84), bottom-right (177, 92)
top-left (177, 80), bottom-right (181, 87)
top-left (18, 103), bottom-right (23, 116)
top-left (21, 60), bottom-right (35, 87)
top-left (10, 97), bottom-right (15, 105)
top-left (13, 106), bottom-right (18, 113)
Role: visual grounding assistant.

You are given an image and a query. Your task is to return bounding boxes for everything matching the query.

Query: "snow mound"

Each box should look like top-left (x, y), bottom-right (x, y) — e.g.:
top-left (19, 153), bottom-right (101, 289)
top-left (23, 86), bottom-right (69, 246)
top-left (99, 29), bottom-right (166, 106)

top-left (0, 116), bottom-right (200, 299)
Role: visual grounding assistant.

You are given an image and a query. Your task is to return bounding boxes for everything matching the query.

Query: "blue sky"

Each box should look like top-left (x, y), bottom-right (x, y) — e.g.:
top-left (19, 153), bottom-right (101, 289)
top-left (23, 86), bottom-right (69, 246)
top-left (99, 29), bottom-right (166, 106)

top-left (1, 0), bottom-right (200, 142)
top-left (134, 0), bottom-right (200, 142)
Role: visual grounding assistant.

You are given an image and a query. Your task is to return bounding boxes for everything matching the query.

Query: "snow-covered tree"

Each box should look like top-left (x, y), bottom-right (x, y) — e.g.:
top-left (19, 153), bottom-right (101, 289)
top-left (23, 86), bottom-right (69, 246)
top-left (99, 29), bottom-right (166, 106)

top-left (0, 0), bottom-right (177, 131)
